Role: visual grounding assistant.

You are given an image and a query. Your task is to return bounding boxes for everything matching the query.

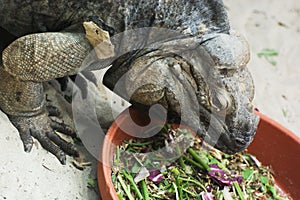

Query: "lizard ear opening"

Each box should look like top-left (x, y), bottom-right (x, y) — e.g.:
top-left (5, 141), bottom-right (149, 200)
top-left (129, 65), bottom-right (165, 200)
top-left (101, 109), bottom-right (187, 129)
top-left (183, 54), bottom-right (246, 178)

top-left (208, 86), bottom-right (232, 113)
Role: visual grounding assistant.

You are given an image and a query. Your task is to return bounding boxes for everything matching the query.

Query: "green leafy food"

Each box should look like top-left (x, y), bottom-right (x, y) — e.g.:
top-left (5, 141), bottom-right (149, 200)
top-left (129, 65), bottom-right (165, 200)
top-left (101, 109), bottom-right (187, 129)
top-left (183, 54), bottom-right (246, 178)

top-left (257, 48), bottom-right (279, 66)
top-left (87, 178), bottom-right (96, 189)
top-left (257, 49), bottom-right (279, 57)
top-left (282, 109), bottom-right (287, 117)
top-left (242, 169), bottom-right (255, 180)
top-left (112, 125), bottom-right (291, 200)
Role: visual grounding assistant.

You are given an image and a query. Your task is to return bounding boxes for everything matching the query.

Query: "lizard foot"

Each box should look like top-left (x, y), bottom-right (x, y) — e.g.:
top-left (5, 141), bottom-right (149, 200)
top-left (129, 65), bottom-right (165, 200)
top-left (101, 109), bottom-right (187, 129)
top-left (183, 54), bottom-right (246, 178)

top-left (9, 111), bottom-right (79, 165)
top-left (56, 71), bottom-right (98, 99)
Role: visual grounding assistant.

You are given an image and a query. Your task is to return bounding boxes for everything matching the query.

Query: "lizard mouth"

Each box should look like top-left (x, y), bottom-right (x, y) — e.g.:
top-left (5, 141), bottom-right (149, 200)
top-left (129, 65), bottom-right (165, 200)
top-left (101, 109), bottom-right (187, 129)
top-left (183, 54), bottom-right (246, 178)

top-left (215, 116), bottom-right (259, 154)
top-left (196, 104), bottom-right (260, 154)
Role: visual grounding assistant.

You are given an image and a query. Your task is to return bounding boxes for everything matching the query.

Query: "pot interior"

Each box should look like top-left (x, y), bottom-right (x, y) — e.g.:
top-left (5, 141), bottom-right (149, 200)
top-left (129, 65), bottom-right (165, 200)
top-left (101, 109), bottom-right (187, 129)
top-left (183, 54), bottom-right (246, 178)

top-left (98, 108), bottom-right (300, 199)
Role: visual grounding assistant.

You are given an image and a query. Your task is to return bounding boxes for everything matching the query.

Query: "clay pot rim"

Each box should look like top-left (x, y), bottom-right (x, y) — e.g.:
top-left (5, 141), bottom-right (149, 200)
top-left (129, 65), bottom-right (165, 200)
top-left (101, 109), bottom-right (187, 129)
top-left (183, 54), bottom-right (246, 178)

top-left (254, 110), bottom-right (300, 144)
top-left (97, 109), bottom-right (300, 200)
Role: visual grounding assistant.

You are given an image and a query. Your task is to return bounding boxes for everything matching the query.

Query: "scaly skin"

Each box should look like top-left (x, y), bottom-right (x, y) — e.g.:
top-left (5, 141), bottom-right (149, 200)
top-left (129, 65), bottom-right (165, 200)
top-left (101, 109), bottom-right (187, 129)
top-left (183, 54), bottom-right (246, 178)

top-left (104, 32), bottom-right (258, 153)
top-left (0, 0), bottom-right (259, 163)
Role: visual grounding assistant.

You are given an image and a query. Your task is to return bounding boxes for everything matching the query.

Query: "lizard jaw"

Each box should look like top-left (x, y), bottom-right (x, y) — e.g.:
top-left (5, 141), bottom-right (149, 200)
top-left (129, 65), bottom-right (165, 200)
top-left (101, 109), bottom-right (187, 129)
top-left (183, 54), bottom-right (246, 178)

top-left (197, 101), bottom-right (259, 154)
top-left (226, 108), bottom-right (260, 153)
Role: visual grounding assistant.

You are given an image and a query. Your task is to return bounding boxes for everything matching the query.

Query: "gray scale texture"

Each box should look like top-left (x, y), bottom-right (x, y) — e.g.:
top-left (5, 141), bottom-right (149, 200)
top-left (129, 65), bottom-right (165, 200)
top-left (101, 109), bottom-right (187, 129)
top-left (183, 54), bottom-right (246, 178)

top-left (0, 0), bottom-right (258, 159)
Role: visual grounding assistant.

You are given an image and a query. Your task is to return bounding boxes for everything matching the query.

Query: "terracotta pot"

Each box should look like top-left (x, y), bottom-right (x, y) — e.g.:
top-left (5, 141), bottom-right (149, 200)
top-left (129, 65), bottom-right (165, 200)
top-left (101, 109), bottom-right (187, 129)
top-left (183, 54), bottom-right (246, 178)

top-left (98, 107), bottom-right (300, 199)
top-left (247, 110), bottom-right (300, 199)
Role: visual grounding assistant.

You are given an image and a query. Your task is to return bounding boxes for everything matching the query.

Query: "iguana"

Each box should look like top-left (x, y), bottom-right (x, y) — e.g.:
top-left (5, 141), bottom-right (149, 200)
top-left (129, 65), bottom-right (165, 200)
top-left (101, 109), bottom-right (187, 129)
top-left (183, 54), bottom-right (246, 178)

top-left (0, 0), bottom-right (259, 164)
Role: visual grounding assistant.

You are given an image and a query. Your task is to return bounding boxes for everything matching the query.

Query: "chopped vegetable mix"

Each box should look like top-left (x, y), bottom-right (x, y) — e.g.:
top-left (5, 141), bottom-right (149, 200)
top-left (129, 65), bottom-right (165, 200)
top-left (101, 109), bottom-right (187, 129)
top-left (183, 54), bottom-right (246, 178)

top-left (257, 48), bottom-right (279, 66)
top-left (112, 125), bottom-right (292, 200)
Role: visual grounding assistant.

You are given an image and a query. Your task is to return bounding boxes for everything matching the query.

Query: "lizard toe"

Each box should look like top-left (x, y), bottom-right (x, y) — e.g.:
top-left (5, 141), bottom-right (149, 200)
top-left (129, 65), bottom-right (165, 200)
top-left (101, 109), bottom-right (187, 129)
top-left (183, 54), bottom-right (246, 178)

top-left (50, 119), bottom-right (76, 137)
top-left (30, 128), bottom-right (67, 165)
top-left (46, 131), bottom-right (79, 157)
top-left (19, 128), bottom-right (34, 153)
top-left (9, 112), bottom-right (78, 165)
top-left (12, 121), bottom-right (34, 153)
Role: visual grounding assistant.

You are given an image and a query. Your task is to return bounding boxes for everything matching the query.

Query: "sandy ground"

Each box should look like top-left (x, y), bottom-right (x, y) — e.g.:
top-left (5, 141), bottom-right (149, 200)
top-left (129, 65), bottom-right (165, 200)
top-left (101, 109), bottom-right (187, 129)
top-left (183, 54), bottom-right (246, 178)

top-left (0, 1), bottom-right (299, 200)
top-left (224, 0), bottom-right (300, 137)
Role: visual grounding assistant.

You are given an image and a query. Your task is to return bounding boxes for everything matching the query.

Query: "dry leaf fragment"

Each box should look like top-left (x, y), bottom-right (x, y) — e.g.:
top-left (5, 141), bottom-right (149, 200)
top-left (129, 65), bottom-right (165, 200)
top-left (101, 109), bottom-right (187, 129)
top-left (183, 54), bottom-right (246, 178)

top-left (83, 21), bottom-right (115, 59)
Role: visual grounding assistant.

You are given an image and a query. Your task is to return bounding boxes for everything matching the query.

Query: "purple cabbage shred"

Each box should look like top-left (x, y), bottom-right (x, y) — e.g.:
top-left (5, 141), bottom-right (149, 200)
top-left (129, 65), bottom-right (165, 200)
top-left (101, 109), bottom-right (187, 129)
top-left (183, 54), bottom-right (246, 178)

top-left (201, 191), bottom-right (215, 200)
top-left (148, 169), bottom-right (164, 184)
top-left (250, 155), bottom-right (262, 167)
top-left (208, 164), bottom-right (243, 186)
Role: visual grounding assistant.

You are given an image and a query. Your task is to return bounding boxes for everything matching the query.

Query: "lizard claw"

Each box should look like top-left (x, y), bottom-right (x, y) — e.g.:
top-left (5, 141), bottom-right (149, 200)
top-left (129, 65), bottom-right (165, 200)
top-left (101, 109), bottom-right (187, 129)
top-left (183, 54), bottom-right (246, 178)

top-left (30, 128), bottom-right (67, 164)
top-left (17, 124), bottom-right (34, 153)
top-left (9, 111), bottom-right (79, 165)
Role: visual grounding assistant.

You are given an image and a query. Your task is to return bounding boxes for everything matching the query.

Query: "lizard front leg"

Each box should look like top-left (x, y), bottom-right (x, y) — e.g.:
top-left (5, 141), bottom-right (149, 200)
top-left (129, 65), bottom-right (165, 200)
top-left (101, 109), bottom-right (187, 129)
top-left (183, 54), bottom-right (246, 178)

top-left (0, 32), bottom-right (93, 164)
top-left (0, 68), bottom-right (79, 164)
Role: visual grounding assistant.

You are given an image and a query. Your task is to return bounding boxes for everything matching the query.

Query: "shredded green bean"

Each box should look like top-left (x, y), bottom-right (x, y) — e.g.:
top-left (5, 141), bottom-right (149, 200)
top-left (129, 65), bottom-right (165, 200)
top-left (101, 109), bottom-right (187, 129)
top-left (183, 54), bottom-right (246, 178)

top-left (233, 181), bottom-right (246, 200)
top-left (112, 125), bottom-right (292, 200)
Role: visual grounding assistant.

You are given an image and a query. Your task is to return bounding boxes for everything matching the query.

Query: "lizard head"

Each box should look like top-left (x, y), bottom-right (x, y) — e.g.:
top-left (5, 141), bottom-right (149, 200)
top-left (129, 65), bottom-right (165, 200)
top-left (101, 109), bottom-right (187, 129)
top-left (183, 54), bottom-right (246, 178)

top-left (103, 33), bottom-right (259, 154)
top-left (195, 63), bottom-right (259, 154)
top-left (198, 33), bottom-right (259, 153)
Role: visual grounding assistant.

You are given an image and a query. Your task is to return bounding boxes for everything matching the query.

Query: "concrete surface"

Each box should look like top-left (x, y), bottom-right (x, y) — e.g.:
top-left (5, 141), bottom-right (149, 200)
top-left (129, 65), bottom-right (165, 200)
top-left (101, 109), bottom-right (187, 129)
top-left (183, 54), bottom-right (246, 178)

top-left (0, 1), bottom-right (299, 200)
top-left (224, 0), bottom-right (300, 137)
